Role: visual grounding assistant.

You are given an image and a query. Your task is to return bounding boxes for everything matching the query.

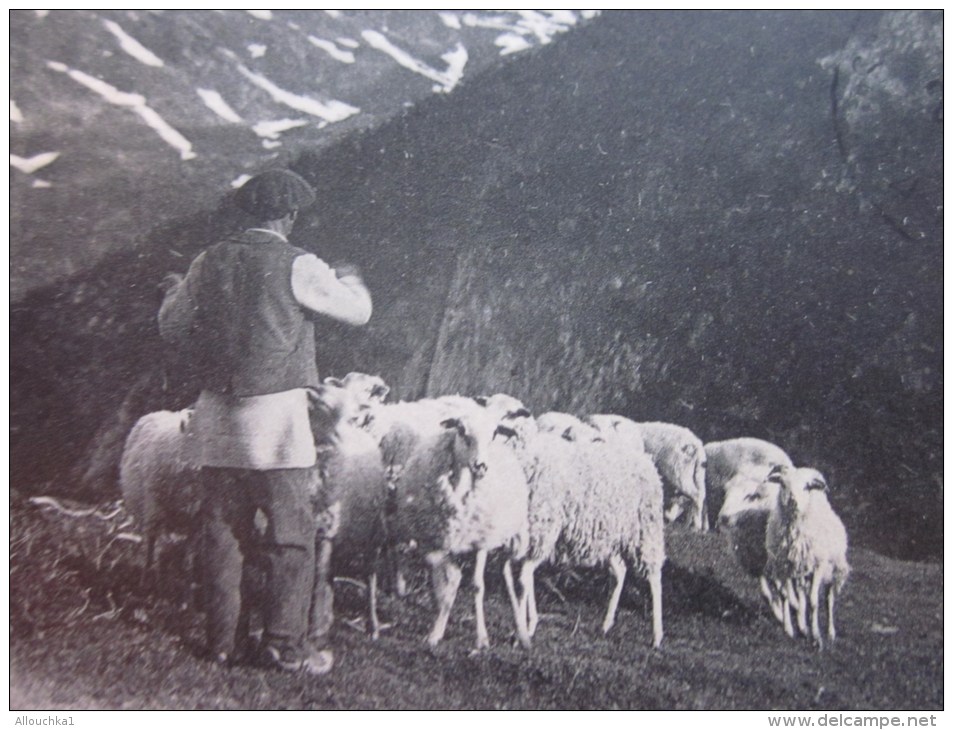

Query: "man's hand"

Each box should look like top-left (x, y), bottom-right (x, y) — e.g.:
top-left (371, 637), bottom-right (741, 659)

top-left (332, 263), bottom-right (362, 281)
top-left (159, 272), bottom-right (184, 293)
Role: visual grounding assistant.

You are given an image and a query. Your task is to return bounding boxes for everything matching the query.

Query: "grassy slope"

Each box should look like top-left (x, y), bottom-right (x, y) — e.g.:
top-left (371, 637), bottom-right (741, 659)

top-left (10, 497), bottom-right (942, 710)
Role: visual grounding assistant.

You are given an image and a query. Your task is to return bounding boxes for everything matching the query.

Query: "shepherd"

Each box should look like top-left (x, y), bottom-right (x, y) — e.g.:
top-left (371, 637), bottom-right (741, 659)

top-left (158, 169), bottom-right (372, 674)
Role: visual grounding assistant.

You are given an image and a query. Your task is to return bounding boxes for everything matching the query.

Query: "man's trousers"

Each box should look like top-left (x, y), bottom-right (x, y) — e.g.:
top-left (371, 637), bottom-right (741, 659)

top-left (200, 466), bottom-right (319, 658)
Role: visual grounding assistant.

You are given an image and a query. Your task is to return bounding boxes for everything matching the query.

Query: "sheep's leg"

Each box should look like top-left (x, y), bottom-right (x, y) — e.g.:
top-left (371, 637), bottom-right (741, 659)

top-left (501, 559), bottom-right (520, 621)
top-left (796, 580), bottom-right (810, 638)
top-left (760, 575), bottom-right (785, 624)
top-left (780, 580), bottom-right (796, 639)
top-left (827, 583), bottom-right (838, 644)
top-left (180, 517), bottom-right (203, 610)
top-left (394, 566), bottom-right (408, 598)
top-left (426, 552), bottom-right (462, 647)
top-left (503, 559), bottom-right (532, 649)
top-left (784, 579), bottom-right (804, 636)
top-left (693, 502), bottom-right (707, 533)
top-left (602, 554), bottom-right (627, 635)
top-left (368, 570), bottom-right (381, 640)
top-left (789, 579), bottom-right (808, 637)
top-left (809, 572), bottom-right (824, 649)
top-left (648, 564), bottom-right (664, 649)
top-left (308, 538), bottom-right (335, 643)
top-left (180, 533), bottom-right (196, 609)
top-left (389, 543), bottom-right (408, 597)
top-left (472, 548), bottom-right (490, 650)
top-left (520, 560), bottom-right (541, 637)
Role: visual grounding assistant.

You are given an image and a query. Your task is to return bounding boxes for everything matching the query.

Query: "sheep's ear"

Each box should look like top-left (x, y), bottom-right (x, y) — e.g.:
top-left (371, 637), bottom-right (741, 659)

top-left (510, 407), bottom-right (532, 419)
top-left (495, 424), bottom-right (518, 442)
top-left (324, 377), bottom-right (344, 388)
top-left (806, 475), bottom-right (828, 492)
top-left (561, 426), bottom-right (575, 441)
top-left (371, 383), bottom-right (390, 400)
top-left (441, 418), bottom-right (465, 435)
top-left (766, 464), bottom-right (784, 480)
top-left (474, 396), bottom-right (489, 407)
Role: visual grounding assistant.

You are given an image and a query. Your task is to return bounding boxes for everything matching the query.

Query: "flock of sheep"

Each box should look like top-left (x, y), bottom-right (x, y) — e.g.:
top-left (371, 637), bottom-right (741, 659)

top-left (118, 372), bottom-right (850, 655)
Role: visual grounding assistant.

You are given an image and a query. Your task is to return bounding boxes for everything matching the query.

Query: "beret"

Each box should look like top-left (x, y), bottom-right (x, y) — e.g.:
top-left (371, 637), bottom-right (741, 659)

top-left (234, 169), bottom-right (316, 220)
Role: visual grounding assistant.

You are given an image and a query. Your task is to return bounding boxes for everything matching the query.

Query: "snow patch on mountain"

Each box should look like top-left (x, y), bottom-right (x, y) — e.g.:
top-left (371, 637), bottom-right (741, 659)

top-left (235, 62), bottom-right (360, 122)
top-left (46, 60), bottom-right (195, 160)
top-left (103, 19), bottom-right (164, 67)
top-left (307, 36), bottom-right (356, 64)
top-left (362, 30), bottom-right (467, 94)
top-left (197, 88), bottom-right (242, 123)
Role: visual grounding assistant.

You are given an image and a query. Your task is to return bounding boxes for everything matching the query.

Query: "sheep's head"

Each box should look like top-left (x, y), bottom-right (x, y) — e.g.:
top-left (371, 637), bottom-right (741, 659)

top-left (585, 414), bottom-right (644, 448)
top-left (307, 382), bottom-right (358, 446)
top-left (324, 372), bottom-right (389, 426)
top-left (765, 464), bottom-right (828, 515)
top-left (476, 393), bottom-right (535, 446)
top-left (158, 272), bottom-right (184, 294)
top-left (440, 413), bottom-right (514, 480)
top-left (717, 466), bottom-right (780, 529)
top-left (663, 440), bottom-right (708, 529)
top-left (475, 393), bottom-right (527, 418)
top-left (178, 408), bottom-right (195, 433)
top-left (585, 414), bottom-right (623, 434)
top-left (536, 412), bottom-right (603, 443)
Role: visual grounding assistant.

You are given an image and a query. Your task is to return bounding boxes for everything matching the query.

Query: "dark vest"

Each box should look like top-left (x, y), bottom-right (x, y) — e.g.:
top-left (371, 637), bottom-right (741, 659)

top-left (192, 229), bottom-right (319, 396)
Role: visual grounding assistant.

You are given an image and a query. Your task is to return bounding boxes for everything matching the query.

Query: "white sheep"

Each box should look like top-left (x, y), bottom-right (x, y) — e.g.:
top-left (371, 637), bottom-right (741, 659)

top-left (505, 412), bottom-right (665, 650)
top-left (637, 422), bottom-right (707, 531)
top-left (704, 437), bottom-right (793, 530)
top-left (588, 417), bottom-right (707, 532)
top-left (363, 391), bottom-right (524, 502)
top-left (304, 381), bottom-right (391, 641)
top-left (358, 394), bottom-right (499, 602)
top-left (388, 407), bottom-right (529, 649)
top-left (118, 408), bottom-right (199, 586)
top-left (365, 396), bottom-right (477, 471)
top-left (715, 466), bottom-right (789, 623)
top-left (115, 371), bottom-right (389, 613)
top-left (760, 465), bottom-right (850, 648)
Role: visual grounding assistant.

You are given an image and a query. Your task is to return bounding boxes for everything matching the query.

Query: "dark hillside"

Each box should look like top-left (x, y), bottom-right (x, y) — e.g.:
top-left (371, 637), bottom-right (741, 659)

top-left (302, 10), bottom-right (943, 559)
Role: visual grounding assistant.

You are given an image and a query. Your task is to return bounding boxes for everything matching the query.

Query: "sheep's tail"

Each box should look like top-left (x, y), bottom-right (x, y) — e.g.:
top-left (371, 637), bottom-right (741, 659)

top-left (834, 558), bottom-right (850, 591)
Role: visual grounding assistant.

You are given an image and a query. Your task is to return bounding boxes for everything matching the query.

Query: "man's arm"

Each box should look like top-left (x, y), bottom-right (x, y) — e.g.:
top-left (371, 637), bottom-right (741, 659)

top-left (158, 251), bottom-right (205, 344)
top-left (291, 254), bottom-right (372, 326)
